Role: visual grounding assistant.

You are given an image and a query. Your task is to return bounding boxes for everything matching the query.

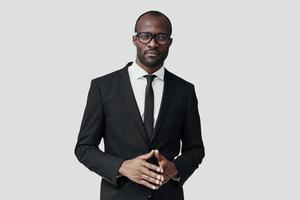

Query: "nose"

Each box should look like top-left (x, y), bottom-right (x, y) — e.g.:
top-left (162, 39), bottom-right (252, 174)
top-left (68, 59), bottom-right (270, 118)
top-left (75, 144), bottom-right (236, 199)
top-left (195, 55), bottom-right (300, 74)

top-left (147, 37), bottom-right (159, 48)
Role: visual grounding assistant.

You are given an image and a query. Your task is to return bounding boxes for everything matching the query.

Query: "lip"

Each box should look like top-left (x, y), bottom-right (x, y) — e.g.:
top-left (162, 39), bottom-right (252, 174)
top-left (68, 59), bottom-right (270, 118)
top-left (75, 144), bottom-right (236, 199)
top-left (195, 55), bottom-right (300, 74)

top-left (145, 51), bottom-right (160, 56)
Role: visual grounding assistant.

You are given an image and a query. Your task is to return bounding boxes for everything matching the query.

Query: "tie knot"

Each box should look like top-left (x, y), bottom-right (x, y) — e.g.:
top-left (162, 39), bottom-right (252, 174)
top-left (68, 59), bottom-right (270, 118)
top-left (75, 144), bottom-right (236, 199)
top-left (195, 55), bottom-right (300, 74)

top-left (143, 74), bottom-right (156, 83)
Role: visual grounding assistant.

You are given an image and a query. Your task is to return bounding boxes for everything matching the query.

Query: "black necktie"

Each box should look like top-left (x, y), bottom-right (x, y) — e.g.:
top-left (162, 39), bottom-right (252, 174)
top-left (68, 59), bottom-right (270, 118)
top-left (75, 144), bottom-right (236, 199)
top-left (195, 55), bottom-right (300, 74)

top-left (143, 74), bottom-right (156, 139)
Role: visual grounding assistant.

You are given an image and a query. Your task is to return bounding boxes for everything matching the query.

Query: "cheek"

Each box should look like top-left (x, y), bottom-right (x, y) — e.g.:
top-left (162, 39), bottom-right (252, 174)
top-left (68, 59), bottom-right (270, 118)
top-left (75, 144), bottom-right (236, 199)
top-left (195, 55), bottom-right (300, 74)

top-left (137, 45), bottom-right (145, 54)
top-left (161, 47), bottom-right (170, 55)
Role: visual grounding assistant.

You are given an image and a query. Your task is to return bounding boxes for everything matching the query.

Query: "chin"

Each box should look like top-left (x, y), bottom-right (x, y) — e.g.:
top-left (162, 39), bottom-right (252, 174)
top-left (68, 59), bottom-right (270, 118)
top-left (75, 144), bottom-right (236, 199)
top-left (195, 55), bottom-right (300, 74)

top-left (143, 58), bottom-right (165, 68)
top-left (144, 63), bottom-right (161, 68)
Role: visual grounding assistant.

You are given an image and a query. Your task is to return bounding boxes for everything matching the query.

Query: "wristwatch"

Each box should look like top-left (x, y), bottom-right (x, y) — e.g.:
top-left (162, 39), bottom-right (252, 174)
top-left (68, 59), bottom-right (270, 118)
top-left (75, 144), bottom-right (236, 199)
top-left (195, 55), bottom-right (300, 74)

top-left (171, 175), bottom-right (180, 182)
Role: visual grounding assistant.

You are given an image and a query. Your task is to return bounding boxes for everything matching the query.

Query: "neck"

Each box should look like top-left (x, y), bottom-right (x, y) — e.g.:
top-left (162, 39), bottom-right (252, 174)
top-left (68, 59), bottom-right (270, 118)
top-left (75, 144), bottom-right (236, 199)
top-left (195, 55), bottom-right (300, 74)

top-left (135, 59), bottom-right (163, 74)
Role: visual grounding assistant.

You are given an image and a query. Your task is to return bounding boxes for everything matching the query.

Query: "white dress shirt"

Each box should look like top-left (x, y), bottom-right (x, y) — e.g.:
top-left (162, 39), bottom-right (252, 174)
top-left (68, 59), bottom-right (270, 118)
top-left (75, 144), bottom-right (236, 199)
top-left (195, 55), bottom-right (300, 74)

top-left (121, 62), bottom-right (180, 182)
top-left (127, 61), bottom-right (165, 128)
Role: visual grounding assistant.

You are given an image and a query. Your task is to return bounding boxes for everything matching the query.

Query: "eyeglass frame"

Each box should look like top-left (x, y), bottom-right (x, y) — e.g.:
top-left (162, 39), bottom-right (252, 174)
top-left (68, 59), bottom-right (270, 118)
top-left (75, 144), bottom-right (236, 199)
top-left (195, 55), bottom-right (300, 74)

top-left (135, 32), bottom-right (172, 45)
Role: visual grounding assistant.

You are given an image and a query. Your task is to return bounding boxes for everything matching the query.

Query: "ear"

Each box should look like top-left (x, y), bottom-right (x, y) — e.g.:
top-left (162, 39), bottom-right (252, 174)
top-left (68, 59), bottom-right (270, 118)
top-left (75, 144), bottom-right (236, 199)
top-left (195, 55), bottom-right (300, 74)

top-left (132, 35), bottom-right (138, 47)
top-left (168, 38), bottom-right (173, 46)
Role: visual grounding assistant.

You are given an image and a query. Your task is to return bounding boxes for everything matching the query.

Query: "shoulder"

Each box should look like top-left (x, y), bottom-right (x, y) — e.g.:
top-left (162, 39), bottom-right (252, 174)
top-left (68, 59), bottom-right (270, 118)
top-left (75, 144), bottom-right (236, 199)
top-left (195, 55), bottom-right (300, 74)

top-left (91, 68), bottom-right (122, 85)
top-left (166, 69), bottom-right (195, 90)
top-left (91, 62), bottom-right (132, 86)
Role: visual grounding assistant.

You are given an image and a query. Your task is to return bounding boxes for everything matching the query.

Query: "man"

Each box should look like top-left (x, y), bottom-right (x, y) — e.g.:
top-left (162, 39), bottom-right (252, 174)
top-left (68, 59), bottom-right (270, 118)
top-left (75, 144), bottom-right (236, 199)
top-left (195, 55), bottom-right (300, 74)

top-left (75, 10), bottom-right (205, 200)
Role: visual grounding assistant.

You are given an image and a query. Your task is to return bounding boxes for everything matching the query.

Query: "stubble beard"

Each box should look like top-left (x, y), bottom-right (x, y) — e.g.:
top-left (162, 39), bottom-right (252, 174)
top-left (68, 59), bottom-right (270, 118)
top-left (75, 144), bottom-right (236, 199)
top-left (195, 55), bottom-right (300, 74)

top-left (137, 50), bottom-right (168, 68)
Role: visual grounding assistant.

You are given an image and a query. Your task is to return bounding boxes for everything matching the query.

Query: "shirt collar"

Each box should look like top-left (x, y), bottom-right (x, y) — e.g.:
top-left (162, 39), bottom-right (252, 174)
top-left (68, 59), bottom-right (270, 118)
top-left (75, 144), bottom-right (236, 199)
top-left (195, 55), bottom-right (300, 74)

top-left (130, 61), bottom-right (165, 81)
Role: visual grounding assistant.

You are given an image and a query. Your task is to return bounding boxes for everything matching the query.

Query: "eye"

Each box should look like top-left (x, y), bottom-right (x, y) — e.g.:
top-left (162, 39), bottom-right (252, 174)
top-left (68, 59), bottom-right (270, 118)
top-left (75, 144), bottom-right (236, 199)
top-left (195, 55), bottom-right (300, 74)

top-left (156, 34), bottom-right (168, 41)
top-left (139, 33), bottom-right (151, 40)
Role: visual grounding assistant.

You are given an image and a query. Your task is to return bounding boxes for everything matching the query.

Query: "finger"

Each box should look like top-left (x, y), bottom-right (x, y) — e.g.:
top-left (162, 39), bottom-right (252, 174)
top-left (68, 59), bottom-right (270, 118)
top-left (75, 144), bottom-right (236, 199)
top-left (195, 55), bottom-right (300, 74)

top-left (138, 150), bottom-right (155, 160)
top-left (142, 161), bottom-right (161, 173)
top-left (154, 150), bottom-right (164, 173)
top-left (141, 174), bottom-right (162, 186)
top-left (142, 168), bottom-right (163, 181)
top-left (161, 175), bottom-right (165, 182)
top-left (155, 149), bottom-right (167, 161)
top-left (154, 149), bottom-right (161, 161)
top-left (139, 179), bottom-right (159, 190)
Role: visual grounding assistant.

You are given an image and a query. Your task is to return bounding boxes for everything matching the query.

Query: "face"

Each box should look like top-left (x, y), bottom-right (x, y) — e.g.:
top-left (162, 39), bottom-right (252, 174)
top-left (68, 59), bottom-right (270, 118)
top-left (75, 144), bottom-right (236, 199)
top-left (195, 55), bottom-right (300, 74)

top-left (133, 15), bottom-right (172, 68)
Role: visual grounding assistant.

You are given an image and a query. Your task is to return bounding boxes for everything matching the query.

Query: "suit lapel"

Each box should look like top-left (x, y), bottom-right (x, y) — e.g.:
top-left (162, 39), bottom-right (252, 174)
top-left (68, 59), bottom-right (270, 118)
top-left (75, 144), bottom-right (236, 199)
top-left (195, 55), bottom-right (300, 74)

top-left (119, 62), bottom-right (174, 145)
top-left (151, 68), bottom-right (174, 144)
top-left (119, 62), bottom-right (150, 143)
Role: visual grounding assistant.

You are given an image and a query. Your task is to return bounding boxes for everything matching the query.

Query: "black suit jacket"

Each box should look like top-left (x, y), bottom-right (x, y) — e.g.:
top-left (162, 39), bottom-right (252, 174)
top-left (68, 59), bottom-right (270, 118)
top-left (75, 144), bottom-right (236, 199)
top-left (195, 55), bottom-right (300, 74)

top-left (75, 62), bottom-right (205, 200)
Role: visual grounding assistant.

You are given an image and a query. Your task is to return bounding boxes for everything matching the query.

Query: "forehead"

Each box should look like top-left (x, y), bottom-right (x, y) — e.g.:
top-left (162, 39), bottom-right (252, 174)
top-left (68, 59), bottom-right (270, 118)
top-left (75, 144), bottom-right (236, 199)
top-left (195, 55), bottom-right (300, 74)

top-left (136, 15), bottom-right (170, 34)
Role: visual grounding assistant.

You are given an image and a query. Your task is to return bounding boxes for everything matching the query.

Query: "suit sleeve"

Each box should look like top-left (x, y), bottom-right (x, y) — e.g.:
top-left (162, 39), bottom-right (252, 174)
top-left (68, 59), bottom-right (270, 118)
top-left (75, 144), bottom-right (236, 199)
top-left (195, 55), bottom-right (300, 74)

top-left (173, 84), bottom-right (205, 186)
top-left (74, 79), bottom-right (126, 187)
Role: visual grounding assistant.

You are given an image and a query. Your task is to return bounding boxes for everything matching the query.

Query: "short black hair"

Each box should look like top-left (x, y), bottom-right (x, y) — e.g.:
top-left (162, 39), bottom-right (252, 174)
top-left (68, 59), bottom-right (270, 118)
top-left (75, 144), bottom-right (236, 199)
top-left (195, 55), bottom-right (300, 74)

top-left (134, 10), bottom-right (172, 35)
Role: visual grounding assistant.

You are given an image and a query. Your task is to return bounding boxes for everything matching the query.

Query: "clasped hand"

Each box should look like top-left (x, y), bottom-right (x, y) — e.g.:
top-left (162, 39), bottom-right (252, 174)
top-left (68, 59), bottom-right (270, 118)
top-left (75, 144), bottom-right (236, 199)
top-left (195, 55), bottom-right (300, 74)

top-left (118, 149), bottom-right (178, 190)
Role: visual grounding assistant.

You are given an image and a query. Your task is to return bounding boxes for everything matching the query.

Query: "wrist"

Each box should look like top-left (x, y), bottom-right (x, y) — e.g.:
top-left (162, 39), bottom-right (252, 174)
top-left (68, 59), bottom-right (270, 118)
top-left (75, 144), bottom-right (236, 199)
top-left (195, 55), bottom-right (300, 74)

top-left (118, 160), bottom-right (127, 176)
top-left (171, 162), bottom-right (178, 177)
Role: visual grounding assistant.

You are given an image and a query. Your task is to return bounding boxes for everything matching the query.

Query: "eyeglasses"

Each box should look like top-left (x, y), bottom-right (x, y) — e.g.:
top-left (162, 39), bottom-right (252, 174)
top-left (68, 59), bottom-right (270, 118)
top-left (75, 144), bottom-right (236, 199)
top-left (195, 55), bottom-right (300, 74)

top-left (135, 32), bottom-right (171, 45)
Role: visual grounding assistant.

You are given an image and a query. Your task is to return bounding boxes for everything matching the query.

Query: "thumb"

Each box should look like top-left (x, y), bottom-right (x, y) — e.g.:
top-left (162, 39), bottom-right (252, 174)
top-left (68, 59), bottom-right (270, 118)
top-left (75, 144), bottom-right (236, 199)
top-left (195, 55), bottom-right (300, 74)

top-left (139, 150), bottom-right (155, 160)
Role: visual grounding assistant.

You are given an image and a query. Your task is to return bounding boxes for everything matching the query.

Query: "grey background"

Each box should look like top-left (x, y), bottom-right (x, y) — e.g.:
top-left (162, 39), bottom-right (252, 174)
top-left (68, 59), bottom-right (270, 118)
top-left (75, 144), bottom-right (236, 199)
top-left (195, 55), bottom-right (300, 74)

top-left (1, 0), bottom-right (299, 199)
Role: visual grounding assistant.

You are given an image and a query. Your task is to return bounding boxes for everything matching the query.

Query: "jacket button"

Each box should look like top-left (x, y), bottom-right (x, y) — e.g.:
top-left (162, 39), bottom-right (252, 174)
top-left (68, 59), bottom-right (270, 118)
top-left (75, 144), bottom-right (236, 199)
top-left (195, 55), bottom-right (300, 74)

top-left (147, 195), bottom-right (152, 200)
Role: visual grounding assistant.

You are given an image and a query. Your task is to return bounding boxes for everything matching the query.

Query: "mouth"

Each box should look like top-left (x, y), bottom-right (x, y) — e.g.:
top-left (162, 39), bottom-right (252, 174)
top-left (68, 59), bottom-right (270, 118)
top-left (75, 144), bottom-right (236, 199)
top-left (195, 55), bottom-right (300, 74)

top-left (145, 51), bottom-right (160, 57)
